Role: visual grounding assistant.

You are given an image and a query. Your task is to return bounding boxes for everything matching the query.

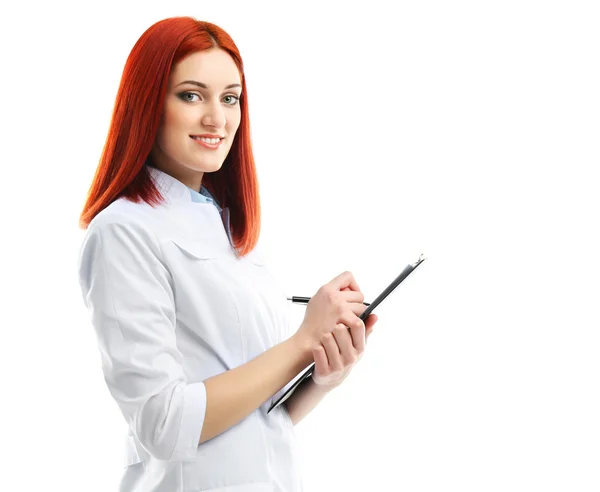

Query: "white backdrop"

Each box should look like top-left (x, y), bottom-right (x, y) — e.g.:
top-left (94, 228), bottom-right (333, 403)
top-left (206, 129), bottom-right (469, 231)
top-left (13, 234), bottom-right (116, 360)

top-left (1, 1), bottom-right (599, 490)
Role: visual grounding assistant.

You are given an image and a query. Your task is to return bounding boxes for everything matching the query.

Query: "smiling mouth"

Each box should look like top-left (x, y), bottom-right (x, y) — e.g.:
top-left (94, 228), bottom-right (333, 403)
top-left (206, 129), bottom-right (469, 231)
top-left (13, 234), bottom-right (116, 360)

top-left (191, 136), bottom-right (223, 143)
top-left (190, 136), bottom-right (224, 149)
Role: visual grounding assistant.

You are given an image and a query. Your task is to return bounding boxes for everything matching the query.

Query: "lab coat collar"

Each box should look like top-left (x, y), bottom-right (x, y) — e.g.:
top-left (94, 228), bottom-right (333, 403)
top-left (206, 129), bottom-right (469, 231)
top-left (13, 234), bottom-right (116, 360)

top-left (147, 164), bottom-right (210, 206)
top-left (147, 164), bottom-right (235, 249)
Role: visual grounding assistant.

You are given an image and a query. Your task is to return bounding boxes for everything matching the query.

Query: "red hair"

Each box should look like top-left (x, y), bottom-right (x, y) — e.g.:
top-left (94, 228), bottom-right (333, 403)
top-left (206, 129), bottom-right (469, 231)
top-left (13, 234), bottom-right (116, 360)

top-left (78, 16), bottom-right (261, 257)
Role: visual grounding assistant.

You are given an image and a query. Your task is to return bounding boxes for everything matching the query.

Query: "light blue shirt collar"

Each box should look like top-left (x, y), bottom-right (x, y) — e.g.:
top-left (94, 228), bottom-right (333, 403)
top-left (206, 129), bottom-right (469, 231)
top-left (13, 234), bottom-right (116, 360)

top-left (188, 184), bottom-right (223, 213)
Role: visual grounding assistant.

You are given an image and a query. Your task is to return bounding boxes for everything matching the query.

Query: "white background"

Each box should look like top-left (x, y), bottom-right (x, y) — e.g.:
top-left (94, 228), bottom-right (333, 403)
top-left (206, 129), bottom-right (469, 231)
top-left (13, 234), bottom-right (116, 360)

top-left (1, 1), bottom-right (599, 490)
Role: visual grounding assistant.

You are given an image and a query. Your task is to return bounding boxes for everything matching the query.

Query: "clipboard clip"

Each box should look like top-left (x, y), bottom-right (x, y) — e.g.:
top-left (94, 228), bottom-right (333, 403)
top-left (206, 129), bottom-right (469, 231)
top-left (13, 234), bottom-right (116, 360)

top-left (411, 253), bottom-right (427, 268)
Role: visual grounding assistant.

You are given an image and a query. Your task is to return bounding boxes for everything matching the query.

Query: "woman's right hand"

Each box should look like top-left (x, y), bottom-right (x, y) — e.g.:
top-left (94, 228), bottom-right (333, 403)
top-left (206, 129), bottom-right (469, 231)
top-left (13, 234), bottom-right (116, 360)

top-left (294, 271), bottom-right (367, 357)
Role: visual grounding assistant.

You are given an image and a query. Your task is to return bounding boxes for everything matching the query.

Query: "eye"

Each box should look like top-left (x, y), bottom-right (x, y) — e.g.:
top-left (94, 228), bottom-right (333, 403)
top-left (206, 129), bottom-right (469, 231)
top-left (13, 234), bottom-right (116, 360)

top-left (179, 92), bottom-right (200, 103)
top-left (223, 94), bottom-right (240, 106)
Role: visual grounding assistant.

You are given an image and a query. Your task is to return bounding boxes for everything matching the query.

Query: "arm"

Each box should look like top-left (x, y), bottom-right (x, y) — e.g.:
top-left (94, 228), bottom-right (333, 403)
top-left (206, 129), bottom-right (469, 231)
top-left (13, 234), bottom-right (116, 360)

top-left (283, 376), bottom-right (332, 426)
top-left (78, 217), bottom-right (315, 460)
top-left (200, 334), bottom-right (312, 442)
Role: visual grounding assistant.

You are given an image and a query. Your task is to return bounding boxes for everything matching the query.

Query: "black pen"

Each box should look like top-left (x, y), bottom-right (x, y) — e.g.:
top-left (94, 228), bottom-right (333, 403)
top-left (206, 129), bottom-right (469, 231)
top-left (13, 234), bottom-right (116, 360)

top-left (287, 296), bottom-right (371, 307)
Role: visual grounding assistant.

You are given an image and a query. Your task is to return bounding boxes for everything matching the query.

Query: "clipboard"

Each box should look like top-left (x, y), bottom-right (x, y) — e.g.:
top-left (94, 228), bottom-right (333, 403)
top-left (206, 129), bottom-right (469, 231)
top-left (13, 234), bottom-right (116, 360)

top-left (268, 253), bottom-right (427, 414)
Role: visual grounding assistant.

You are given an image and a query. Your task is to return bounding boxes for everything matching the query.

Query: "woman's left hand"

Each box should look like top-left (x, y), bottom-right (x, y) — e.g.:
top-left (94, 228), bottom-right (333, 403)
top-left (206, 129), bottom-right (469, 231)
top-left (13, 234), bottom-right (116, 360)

top-left (311, 312), bottom-right (378, 391)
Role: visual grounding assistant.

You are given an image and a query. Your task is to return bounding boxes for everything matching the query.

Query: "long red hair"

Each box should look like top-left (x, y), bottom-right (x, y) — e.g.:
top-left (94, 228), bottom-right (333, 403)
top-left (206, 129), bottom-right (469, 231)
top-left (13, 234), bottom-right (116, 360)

top-left (78, 16), bottom-right (261, 257)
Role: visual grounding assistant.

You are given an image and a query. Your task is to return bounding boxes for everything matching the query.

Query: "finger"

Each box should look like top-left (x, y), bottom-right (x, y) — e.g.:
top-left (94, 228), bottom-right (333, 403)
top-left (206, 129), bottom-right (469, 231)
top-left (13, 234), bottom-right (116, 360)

top-left (332, 323), bottom-right (360, 364)
top-left (338, 300), bottom-right (369, 320)
top-left (338, 286), bottom-right (366, 320)
top-left (313, 344), bottom-right (328, 372)
top-left (330, 271), bottom-right (361, 293)
top-left (366, 313), bottom-right (377, 329)
top-left (365, 314), bottom-right (377, 341)
top-left (340, 311), bottom-right (366, 333)
top-left (346, 317), bottom-right (366, 353)
top-left (338, 290), bottom-right (365, 305)
top-left (321, 332), bottom-right (342, 371)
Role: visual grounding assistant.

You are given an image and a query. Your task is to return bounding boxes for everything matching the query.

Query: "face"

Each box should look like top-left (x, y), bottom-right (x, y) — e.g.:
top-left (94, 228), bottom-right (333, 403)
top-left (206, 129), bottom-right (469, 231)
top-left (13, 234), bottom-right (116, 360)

top-left (150, 48), bottom-right (242, 191)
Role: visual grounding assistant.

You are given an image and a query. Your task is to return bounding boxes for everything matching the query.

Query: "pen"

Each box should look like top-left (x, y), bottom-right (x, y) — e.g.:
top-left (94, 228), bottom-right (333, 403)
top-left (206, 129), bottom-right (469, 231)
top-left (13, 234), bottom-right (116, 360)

top-left (287, 296), bottom-right (371, 307)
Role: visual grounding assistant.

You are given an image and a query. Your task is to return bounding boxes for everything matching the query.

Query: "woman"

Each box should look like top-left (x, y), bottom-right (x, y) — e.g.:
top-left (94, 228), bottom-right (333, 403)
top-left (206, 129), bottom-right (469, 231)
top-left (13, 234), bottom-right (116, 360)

top-left (77, 16), bottom-right (378, 492)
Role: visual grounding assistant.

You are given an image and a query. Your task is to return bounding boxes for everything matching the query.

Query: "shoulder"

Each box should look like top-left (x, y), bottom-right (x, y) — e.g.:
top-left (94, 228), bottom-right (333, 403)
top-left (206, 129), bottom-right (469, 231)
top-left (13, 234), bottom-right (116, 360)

top-left (80, 199), bottom-right (164, 261)
top-left (88, 200), bottom-right (148, 233)
top-left (87, 195), bottom-right (173, 237)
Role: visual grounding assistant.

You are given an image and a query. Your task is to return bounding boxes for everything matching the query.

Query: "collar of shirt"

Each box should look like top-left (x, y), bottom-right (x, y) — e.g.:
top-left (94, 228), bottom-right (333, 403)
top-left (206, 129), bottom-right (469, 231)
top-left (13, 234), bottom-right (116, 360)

top-left (188, 185), bottom-right (223, 212)
top-left (146, 164), bottom-right (233, 248)
top-left (147, 164), bottom-right (222, 212)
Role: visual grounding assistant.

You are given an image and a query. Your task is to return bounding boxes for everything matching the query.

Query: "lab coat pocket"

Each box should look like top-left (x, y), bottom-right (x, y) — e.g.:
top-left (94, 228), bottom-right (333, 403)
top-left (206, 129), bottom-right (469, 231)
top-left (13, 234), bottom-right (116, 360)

top-left (181, 411), bottom-right (271, 490)
top-left (169, 236), bottom-right (228, 260)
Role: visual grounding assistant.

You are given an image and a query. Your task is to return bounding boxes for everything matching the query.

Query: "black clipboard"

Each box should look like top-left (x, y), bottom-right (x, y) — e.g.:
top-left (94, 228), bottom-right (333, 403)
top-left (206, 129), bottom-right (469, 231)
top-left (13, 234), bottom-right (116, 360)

top-left (268, 254), bottom-right (427, 414)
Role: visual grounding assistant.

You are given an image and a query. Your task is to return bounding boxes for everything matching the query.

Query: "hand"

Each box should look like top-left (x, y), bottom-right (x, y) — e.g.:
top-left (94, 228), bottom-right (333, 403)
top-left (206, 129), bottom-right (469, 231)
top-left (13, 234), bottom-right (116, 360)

top-left (295, 271), bottom-right (367, 356)
top-left (311, 287), bottom-right (378, 391)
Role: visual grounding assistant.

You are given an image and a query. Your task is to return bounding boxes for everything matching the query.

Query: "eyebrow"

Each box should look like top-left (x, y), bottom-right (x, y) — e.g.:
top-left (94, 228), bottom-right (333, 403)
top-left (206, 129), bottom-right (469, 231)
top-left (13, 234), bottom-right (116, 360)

top-left (175, 80), bottom-right (241, 90)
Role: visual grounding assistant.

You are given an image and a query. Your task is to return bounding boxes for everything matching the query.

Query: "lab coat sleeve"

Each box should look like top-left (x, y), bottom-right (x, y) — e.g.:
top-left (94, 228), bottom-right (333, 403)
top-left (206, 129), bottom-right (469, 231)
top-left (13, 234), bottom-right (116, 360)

top-left (77, 216), bottom-right (206, 461)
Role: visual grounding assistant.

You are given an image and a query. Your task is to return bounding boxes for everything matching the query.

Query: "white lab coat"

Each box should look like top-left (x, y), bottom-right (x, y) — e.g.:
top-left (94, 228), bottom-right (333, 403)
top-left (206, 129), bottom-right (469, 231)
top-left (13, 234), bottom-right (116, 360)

top-left (77, 165), bottom-right (304, 491)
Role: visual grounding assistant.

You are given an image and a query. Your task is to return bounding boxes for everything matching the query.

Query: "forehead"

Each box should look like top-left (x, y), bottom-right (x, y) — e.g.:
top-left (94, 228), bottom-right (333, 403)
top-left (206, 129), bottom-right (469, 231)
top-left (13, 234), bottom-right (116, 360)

top-left (169, 48), bottom-right (241, 87)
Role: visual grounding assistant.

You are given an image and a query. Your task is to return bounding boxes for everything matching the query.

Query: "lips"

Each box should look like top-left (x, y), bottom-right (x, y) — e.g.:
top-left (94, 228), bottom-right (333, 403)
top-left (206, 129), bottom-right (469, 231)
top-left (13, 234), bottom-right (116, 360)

top-left (190, 135), bottom-right (224, 149)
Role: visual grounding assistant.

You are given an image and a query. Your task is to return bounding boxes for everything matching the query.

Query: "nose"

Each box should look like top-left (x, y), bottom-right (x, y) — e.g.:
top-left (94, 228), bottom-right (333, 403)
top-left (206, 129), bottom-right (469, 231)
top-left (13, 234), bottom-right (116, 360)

top-left (201, 100), bottom-right (226, 130)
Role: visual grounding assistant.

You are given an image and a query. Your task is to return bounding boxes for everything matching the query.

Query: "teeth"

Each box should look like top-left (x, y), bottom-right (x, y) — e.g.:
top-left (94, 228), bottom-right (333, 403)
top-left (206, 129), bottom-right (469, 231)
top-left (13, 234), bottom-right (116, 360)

top-left (193, 136), bottom-right (221, 144)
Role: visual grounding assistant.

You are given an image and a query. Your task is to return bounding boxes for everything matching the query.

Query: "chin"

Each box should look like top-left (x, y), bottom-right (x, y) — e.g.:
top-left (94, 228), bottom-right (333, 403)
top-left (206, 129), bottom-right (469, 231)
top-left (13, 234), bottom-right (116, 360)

top-left (196, 161), bottom-right (224, 172)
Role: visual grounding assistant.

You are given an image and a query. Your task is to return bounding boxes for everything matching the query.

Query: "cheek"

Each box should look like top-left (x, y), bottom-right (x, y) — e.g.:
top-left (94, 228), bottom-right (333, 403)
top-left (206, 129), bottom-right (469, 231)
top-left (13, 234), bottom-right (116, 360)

top-left (154, 123), bottom-right (177, 156)
top-left (158, 110), bottom-right (192, 147)
top-left (227, 112), bottom-right (242, 136)
top-left (163, 108), bottom-right (187, 134)
top-left (154, 120), bottom-right (167, 144)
